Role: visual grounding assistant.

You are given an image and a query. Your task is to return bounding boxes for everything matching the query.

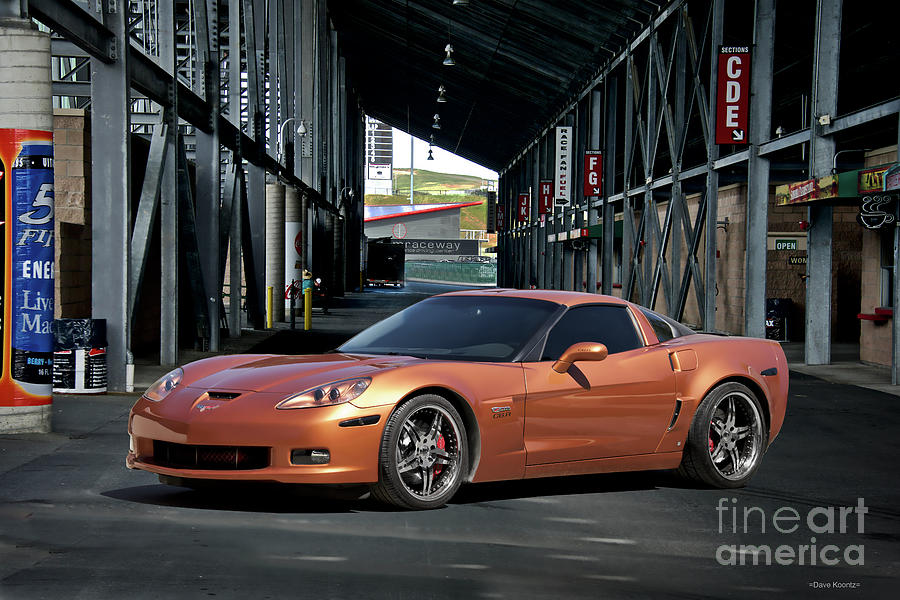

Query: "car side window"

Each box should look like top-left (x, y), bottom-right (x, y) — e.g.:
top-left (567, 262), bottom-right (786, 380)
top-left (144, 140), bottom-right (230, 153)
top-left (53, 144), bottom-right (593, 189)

top-left (638, 307), bottom-right (696, 343)
top-left (639, 308), bottom-right (676, 342)
top-left (541, 305), bottom-right (643, 361)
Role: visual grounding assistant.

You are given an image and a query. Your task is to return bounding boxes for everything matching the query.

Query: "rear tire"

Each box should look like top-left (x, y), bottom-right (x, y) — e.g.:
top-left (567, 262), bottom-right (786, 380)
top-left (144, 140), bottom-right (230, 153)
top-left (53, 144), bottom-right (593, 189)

top-left (371, 395), bottom-right (467, 510)
top-left (678, 382), bottom-right (768, 488)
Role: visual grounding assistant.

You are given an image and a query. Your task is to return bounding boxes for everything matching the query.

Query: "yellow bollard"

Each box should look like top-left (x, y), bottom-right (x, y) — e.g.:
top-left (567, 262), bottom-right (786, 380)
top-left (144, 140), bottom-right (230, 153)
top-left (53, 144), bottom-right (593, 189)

top-left (304, 287), bottom-right (312, 331)
top-left (266, 286), bottom-right (274, 329)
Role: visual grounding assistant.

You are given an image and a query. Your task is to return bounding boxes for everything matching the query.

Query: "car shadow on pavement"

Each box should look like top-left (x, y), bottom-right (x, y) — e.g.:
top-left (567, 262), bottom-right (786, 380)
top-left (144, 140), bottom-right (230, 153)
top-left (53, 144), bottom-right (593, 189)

top-left (103, 470), bottom-right (695, 513)
top-left (102, 482), bottom-right (371, 514)
top-left (450, 469), bottom-right (685, 505)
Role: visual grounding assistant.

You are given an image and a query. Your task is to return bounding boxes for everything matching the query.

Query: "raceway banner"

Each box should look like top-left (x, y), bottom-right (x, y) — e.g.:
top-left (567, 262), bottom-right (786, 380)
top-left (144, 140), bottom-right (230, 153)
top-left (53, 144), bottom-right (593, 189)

top-left (0, 129), bottom-right (54, 406)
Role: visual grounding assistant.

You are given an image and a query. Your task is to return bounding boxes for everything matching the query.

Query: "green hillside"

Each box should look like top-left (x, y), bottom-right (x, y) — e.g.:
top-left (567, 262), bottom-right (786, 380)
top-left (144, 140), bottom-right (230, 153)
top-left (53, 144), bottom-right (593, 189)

top-left (393, 168), bottom-right (488, 193)
top-left (366, 192), bottom-right (487, 231)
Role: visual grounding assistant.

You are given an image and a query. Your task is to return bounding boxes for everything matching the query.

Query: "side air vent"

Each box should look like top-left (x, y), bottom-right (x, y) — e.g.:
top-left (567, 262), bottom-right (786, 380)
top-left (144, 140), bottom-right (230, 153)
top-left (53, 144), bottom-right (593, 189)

top-left (667, 399), bottom-right (683, 431)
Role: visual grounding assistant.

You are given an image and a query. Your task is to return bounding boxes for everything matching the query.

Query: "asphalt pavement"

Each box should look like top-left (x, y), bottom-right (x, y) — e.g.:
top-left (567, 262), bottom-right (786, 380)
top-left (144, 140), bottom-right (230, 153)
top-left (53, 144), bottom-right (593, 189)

top-left (1, 284), bottom-right (898, 599)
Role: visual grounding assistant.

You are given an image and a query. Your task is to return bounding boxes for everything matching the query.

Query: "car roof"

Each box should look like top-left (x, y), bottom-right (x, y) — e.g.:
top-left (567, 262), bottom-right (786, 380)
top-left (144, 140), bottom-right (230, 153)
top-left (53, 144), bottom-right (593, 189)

top-left (435, 288), bottom-right (632, 308)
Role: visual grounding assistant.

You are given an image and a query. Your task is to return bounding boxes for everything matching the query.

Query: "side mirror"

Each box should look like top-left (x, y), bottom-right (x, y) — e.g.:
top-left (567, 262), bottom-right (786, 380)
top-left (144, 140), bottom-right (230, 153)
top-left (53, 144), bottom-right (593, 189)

top-left (552, 342), bottom-right (608, 373)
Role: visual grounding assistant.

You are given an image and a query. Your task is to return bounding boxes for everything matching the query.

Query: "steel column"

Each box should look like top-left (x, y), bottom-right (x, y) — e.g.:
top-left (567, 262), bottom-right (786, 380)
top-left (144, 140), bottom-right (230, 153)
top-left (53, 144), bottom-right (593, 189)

top-left (703, 0), bottom-right (724, 331)
top-left (90, 1), bottom-right (130, 391)
top-left (531, 146), bottom-right (540, 289)
top-left (193, 0), bottom-right (221, 350)
top-left (587, 90), bottom-right (602, 294)
top-left (159, 0), bottom-right (179, 364)
top-left (805, 0), bottom-right (841, 365)
top-left (602, 78), bottom-right (617, 296)
top-left (894, 115), bottom-right (900, 384)
top-left (745, 0), bottom-right (775, 338)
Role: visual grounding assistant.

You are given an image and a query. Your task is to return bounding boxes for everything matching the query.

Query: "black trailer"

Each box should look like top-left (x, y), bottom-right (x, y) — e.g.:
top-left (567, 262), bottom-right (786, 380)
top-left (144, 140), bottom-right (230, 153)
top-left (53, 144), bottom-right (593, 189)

top-left (366, 238), bottom-right (405, 287)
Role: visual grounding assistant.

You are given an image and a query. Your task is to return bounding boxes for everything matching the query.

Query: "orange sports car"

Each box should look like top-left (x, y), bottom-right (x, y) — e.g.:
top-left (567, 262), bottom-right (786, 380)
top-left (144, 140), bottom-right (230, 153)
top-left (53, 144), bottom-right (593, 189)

top-left (127, 290), bottom-right (788, 510)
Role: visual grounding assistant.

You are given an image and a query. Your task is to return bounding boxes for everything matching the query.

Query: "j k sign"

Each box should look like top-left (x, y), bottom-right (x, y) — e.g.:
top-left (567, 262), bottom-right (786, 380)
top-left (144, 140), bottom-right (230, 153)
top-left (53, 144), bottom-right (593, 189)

top-left (716, 46), bottom-right (751, 145)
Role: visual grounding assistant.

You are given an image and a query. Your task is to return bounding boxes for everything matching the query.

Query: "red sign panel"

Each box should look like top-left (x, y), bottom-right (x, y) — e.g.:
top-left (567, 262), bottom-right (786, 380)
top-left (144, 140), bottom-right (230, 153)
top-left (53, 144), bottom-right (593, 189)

top-left (716, 46), bottom-right (751, 145)
top-left (538, 180), bottom-right (553, 214)
top-left (583, 151), bottom-right (603, 197)
top-left (497, 202), bottom-right (505, 231)
top-left (517, 193), bottom-right (530, 222)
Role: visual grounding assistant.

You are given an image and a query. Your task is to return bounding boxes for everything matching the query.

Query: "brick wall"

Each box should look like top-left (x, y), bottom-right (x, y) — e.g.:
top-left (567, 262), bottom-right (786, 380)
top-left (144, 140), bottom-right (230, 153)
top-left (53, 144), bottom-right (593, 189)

top-left (715, 184), bottom-right (747, 334)
top-left (53, 108), bottom-right (92, 318)
top-left (859, 145), bottom-right (898, 366)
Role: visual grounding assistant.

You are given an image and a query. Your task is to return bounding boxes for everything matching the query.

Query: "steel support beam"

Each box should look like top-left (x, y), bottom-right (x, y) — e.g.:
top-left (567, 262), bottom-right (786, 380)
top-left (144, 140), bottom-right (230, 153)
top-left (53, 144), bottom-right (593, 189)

top-left (587, 90), bottom-right (601, 294)
top-left (703, 0), bottom-right (724, 331)
top-left (894, 116), bottom-right (900, 384)
top-left (159, 0), bottom-right (178, 365)
top-left (29, 0), bottom-right (115, 63)
top-left (90, 1), bottom-right (130, 391)
top-left (531, 145), bottom-right (540, 289)
top-left (805, 0), bottom-right (841, 365)
top-left (745, 0), bottom-right (775, 338)
top-left (194, 0), bottom-right (221, 351)
top-left (602, 78), bottom-right (617, 297)
top-left (128, 122), bottom-right (167, 325)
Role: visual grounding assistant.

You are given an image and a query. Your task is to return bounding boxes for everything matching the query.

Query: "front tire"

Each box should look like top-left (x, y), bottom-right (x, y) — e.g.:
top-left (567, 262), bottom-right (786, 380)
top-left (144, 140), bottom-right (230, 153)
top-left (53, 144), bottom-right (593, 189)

top-left (371, 395), bottom-right (468, 510)
top-left (678, 382), bottom-right (768, 488)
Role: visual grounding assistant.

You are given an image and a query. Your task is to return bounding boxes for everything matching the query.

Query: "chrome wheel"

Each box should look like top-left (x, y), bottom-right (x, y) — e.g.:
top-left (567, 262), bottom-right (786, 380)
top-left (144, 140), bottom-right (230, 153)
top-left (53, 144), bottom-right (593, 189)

top-left (394, 404), bottom-right (462, 501)
top-left (707, 391), bottom-right (765, 481)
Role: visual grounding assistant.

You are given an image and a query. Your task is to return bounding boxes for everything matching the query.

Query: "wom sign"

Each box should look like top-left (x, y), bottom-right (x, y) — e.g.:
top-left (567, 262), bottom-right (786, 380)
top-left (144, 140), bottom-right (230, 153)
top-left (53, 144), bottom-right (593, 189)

top-left (716, 46), bottom-right (751, 145)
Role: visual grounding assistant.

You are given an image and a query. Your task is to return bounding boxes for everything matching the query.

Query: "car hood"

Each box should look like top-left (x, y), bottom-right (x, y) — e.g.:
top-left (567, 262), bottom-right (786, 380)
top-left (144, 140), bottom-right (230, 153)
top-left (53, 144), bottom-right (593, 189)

top-left (184, 353), bottom-right (418, 394)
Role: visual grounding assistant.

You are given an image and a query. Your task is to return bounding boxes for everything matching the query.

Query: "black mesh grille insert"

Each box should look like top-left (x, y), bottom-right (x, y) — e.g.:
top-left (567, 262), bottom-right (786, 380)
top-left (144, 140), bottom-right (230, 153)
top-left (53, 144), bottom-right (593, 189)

top-left (151, 440), bottom-right (269, 470)
top-left (207, 391), bottom-right (242, 400)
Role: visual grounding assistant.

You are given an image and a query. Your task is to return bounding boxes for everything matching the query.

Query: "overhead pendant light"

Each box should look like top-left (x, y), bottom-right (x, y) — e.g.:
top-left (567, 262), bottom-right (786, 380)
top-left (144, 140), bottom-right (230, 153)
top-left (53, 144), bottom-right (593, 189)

top-left (427, 147), bottom-right (434, 160)
top-left (437, 85), bottom-right (447, 103)
top-left (429, 134), bottom-right (435, 144)
top-left (432, 114), bottom-right (441, 129)
top-left (443, 44), bottom-right (455, 66)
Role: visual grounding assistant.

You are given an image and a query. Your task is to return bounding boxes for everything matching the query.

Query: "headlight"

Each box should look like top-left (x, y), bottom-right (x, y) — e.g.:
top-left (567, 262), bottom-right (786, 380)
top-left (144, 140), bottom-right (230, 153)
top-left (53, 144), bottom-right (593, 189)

top-left (276, 378), bottom-right (371, 410)
top-left (143, 367), bottom-right (184, 402)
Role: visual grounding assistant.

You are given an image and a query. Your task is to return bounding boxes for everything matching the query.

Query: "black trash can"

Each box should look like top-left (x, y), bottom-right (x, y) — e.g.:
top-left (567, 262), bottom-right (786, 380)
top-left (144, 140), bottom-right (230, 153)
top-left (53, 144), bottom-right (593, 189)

top-left (52, 319), bottom-right (108, 394)
top-left (765, 298), bottom-right (791, 342)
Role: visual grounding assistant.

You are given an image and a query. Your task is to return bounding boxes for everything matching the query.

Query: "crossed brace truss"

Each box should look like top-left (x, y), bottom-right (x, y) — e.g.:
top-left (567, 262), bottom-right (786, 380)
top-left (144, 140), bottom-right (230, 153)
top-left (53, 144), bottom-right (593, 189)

top-left (28, 0), bottom-right (360, 391)
top-left (498, 0), bottom-right (724, 331)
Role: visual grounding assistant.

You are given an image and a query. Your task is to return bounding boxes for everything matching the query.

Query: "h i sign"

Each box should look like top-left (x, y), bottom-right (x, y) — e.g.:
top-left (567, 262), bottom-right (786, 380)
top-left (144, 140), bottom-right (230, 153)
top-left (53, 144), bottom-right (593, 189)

top-left (583, 151), bottom-right (602, 197)
top-left (539, 180), bottom-right (552, 214)
top-left (716, 46), bottom-right (751, 145)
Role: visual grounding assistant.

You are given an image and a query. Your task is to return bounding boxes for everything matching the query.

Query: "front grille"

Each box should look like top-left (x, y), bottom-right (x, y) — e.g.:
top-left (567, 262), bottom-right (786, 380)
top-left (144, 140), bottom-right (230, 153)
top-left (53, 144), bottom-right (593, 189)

top-left (151, 440), bottom-right (269, 470)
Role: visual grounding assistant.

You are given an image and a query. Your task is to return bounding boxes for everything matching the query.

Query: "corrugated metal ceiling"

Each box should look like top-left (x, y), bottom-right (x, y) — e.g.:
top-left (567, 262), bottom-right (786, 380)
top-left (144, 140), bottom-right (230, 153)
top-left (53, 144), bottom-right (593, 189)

top-left (329, 0), bottom-right (663, 171)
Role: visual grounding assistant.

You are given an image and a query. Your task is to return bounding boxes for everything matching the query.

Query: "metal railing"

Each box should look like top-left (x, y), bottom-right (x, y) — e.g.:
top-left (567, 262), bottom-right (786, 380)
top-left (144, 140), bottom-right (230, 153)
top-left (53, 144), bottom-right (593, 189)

top-left (406, 261), bottom-right (497, 285)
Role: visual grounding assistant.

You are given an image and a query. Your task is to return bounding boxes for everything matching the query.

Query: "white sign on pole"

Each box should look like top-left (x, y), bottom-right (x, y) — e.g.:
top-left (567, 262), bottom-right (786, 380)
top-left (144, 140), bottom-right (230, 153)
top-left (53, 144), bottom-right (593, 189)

top-left (554, 126), bottom-right (572, 208)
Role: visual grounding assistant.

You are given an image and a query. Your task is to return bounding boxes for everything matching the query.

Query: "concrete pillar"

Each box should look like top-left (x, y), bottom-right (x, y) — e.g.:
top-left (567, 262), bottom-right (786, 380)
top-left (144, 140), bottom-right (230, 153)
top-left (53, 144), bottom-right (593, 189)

top-left (301, 190), bottom-right (311, 271)
top-left (0, 16), bottom-right (53, 433)
top-left (284, 186), bottom-right (303, 315)
top-left (265, 183), bottom-right (286, 322)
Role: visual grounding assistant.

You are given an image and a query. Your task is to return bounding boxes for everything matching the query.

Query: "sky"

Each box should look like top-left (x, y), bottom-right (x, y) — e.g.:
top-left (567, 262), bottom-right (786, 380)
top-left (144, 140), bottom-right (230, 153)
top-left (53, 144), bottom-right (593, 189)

top-left (391, 128), bottom-right (498, 181)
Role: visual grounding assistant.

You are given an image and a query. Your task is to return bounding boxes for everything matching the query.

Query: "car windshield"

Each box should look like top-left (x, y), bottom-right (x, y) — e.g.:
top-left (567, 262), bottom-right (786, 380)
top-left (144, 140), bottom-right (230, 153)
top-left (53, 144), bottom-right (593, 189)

top-left (338, 295), bottom-right (559, 362)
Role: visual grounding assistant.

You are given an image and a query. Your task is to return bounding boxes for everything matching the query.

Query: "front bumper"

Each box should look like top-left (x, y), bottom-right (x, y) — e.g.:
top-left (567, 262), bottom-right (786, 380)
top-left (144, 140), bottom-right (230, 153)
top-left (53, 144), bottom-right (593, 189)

top-left (126, 392), bottom-right (393, 484)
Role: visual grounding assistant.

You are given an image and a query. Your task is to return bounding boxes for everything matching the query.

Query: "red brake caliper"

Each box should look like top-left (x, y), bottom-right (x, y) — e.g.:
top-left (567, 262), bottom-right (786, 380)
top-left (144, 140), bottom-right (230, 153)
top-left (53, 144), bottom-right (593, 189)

top-left (434, 434), bottom-right (446, 475)
top-left (709, 437), bottom-right (715, 453)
